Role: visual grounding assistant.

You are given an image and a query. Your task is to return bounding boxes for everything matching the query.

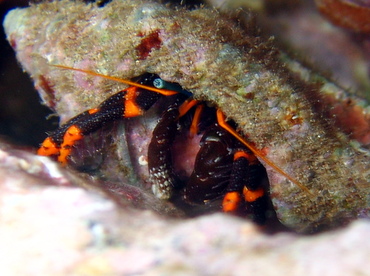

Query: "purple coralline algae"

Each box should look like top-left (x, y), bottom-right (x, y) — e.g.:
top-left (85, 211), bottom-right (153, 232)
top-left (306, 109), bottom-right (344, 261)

top-left (3, 0), bottom-right (370, 233)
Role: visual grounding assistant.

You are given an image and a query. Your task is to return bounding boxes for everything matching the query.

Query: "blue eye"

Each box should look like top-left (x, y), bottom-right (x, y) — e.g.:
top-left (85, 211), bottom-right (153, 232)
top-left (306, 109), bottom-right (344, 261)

top-left (153, 78), bottom-right (193, 97)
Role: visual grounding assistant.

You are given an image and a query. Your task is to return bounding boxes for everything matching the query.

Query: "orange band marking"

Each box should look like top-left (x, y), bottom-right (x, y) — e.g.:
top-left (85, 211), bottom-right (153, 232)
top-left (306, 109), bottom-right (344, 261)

top-left (88, 108), bottom-right (100, 114)
top-left (190, 104), bottom-right (204, 136)
top-left (123, 87), bottom-right (144, 117)
top-left (58, 148), bottom-right (72, 165)
top-left (37, 137), bottom-right (59, 156)
top-left (233, 150), bottom-right (259, 164)
top-left (222, 191), bottom-right (241, 212)
top-left (124, 100), bottom-right (144, 117)
top-left (243, 187), bottom-right (265, 202)
top-left (58, 125), bottom-right (84, 164)
top-left (178, 99), bottom-right (199, 118)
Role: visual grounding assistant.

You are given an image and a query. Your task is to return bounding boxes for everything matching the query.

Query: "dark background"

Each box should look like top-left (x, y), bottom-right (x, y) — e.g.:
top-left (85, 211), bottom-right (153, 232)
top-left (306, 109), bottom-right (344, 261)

top-left (0, 0), bottom-right (58, 146)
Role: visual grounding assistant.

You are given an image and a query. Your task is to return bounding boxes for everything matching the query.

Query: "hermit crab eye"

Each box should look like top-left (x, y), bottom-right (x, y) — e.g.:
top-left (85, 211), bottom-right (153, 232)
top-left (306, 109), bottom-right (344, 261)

top-left (153, 77), bottom-right (193, 97)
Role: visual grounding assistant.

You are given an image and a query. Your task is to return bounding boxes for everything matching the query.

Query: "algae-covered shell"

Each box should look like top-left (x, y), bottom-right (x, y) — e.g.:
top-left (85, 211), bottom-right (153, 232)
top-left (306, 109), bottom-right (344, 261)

top-left (3, 0), bottom-right (370, 232)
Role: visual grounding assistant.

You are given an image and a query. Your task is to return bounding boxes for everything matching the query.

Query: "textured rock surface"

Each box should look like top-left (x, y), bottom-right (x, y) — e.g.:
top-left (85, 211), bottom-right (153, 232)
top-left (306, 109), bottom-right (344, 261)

top-left (0, 141), bottom-right (370, 275)
top-left (3, 0), bottom-right (370, 233)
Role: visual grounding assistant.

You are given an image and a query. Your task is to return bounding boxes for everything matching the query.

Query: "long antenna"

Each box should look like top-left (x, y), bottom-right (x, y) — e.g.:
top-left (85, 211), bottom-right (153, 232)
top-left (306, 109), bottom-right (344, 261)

top-left (52, 64), bottom-right (178, 96)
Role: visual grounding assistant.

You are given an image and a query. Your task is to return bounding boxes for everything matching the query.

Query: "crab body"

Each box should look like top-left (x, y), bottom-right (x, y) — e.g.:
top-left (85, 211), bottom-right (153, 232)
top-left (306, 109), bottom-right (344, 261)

top-left (4, 0), bottom-right (370, 233)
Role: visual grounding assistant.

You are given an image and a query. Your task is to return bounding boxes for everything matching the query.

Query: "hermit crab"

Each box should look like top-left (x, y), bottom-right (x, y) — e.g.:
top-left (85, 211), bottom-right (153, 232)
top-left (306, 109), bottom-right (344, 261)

top-left (3, 0), bottom-right (370, 233)
top-left (37, 68), bottom-right (273, 224)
